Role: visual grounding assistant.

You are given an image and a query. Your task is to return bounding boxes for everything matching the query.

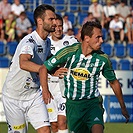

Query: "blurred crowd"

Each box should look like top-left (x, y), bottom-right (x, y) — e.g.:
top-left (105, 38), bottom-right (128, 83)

top-left (81, 0), bottom-right (133, 44)
top-left (0, 0), bottom-right (32, 43)
top-left (0, 0), bottom-right (133, 45)
top-left (62, 0), bottom-right (133, 45)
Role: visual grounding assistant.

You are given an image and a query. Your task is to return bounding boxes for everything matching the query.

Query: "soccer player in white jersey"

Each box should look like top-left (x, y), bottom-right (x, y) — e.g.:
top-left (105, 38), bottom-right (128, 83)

top-left (47, 14), bottom-right (78, 133)
top-left (2, 4), bottom-right (56, 133)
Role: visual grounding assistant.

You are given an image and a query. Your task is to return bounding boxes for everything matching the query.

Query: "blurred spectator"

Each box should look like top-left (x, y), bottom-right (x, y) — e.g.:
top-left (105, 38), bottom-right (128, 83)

top-left (109, 14), bottom-right (124, 43)
top-left (0, 13), bottom-right (5, 42)
top-left (103, 0), bottom-right (116, 19)
top-left (11, 0), bottom-right (25, 17)
top-left (21, 26), bottom-right (33, 38)
top-left (131, 9), bottom-right (133, 16)
top-left (27, 26), bottom-right (33, 34)
top-left (66, 28), bottom-right (74, 36)
top-left (0, 0), bottom-right (11, 21)
top-left (103, 0), bottom-right (116, 30)
top-left (0, 28), bottom-right (5, 42)
top-left (116, 0), bottom-right (130, 24)
top-left (0, 13), bottom-right (3, 28)
top-left (88, 0), bottom-right (104, 26)
top-left (0, 19), bottom-right (5, 42)
top-left (63, 13), bottom-right (73, 34)
top-left (75, 26), bottom-right (82, 42)
top-left (111, 0), bottom-right (120, 6)
top-left (16, 11), bottom-right (32, 41)
top-left (5, 13), bottom-right (16, 42)
top-left (82, 12), bottom-right (97, 25)
top-left (124, 14), bottom-right (133, 44)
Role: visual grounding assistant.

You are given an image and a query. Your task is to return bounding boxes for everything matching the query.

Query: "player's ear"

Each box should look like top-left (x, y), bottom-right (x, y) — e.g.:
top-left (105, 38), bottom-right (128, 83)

top-left (84, 35), bottom-right (90, 41)
top-left (37, 18), bottom-right (43, 25)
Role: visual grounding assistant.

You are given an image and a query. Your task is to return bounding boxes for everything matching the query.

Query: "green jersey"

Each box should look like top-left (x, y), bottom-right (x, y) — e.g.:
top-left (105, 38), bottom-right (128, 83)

top-left (44, 43), bottom-right (116, 100)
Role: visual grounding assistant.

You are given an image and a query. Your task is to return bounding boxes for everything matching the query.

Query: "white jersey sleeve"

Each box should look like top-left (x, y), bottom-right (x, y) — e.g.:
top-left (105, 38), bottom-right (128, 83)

top-left (20, 43), bottom-right (34, 55)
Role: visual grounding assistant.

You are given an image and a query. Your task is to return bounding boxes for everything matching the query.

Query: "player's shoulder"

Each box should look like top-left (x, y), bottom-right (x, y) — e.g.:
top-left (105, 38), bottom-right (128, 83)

top-left (55, 43), bottom-right (81, 60)
top-left (20, 31), bottom-right (36, 44)
top-left (63, 35), bottom-right (77, 41)
top-left (20, 31), bottom-right (51, 46)
top-left (58, 42), bottom-right (80, 52)
top-left (62, 42), bottom-right (81, 52)
top-left (93, 50), bottom-right (109, 61)
top-left (62, 35), bottom-right (78, 46)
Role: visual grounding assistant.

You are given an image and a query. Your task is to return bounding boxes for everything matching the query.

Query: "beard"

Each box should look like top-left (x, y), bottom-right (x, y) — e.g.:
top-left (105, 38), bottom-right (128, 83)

top-left (43, 23), bottom-right (56, 33)
top-left (49, 27), bottom-right (56, 32)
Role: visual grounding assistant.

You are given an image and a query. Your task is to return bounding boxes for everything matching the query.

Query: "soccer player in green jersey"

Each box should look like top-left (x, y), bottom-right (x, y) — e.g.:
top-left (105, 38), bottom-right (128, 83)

top-left (39, 21), bottom-right (130, 133)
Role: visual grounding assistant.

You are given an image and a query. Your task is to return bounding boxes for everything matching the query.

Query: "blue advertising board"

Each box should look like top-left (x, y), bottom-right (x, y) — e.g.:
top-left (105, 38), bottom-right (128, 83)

top-left (103, 95), bottom-right (133, 122)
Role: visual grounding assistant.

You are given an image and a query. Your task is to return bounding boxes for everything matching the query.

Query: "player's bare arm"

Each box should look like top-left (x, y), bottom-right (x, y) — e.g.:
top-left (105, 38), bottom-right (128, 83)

top-left (19, 54), bottom-right (42, 72)
top-left (109, 79), bottom-right (130, 123)
top-left (39, 65), bottom-right (53, 104)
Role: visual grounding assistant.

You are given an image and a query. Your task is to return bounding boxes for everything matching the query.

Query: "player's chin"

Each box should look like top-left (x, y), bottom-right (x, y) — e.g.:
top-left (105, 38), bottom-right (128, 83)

top-left (96, 46), bottom-right (101, 50)
top-left (50, 29), bottom-right (55, 32)
top-left (50, 27), bottom-right (56, 32)
top-left (98, 44), bottom-right (102, 49)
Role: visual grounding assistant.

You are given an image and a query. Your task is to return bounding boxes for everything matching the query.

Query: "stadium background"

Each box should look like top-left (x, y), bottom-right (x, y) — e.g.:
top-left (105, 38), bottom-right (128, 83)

top-left (0, 0), bottom-right (133, 132)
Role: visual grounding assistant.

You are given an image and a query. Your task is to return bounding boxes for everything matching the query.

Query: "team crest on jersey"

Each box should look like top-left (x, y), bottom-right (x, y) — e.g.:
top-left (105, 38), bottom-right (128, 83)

top-left (63, 41), bottom-right (69, 46)
top-left (51, 58), bottom-right (57, 63)
top-left (71, 68), bottom-right (90, 80)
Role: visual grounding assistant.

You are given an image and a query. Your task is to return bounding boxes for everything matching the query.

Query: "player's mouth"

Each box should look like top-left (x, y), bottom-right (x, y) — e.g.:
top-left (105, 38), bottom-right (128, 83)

top-left (55, 31), bottom-right (62, 35)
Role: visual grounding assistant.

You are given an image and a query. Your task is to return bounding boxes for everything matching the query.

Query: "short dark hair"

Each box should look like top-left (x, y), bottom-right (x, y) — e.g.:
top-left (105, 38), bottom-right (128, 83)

top-left (56, 14), bottom-right (63, 25)
top-left (63, 13), bottom-right (68, 17)
top-left (34, 4), bottom-right (55, 25)
top-left (87, 12), bottom-right (93, 16)
top-left (121, 0), bottom-right (126, 4)
top-left (20, 11), bottom-right (26, 16)
top-left (81, 21), bottom-right (102, 40)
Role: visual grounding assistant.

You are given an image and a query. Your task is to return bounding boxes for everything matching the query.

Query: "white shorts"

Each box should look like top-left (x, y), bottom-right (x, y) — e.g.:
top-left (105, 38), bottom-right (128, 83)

top-left (47, 76), bottom-right (66, 123)
top-left (46, 92), bottom-right (66, 122)
top-left (2, 92), bottom-right (50, 133)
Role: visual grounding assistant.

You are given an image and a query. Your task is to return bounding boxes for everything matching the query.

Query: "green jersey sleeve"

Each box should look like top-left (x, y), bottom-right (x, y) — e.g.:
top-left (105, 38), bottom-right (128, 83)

top-left (44, 43), bottom-right (80, 71)
top-left (101, 54), bottom-right (117, 81)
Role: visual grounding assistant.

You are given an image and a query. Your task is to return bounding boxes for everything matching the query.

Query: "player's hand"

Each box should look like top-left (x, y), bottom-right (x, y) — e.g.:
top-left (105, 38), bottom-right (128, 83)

top-left (121, 108), bottom-right (130, 123)
top-left (42, 89), bottom-right (53, 104)
top-left (54, 67), bottom-right (68, 78)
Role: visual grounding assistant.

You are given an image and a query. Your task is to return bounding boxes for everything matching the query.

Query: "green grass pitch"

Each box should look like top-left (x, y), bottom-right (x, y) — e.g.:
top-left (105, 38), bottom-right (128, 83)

top-left (0, 122), bottom-right (132, 133)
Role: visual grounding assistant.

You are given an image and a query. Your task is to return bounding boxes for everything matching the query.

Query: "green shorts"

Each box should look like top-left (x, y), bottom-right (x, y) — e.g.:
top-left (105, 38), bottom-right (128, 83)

top-left (66, 96), bottom-right (104, 133)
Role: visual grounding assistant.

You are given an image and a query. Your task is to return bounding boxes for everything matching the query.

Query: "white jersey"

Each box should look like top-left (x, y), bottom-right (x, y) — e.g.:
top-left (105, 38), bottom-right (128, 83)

top-left (48, 35), bottom-right (78, 94)
top-left (2, 31), bottom-right (51, 100)
top-left (49, 35), bottom-right (78, 55)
